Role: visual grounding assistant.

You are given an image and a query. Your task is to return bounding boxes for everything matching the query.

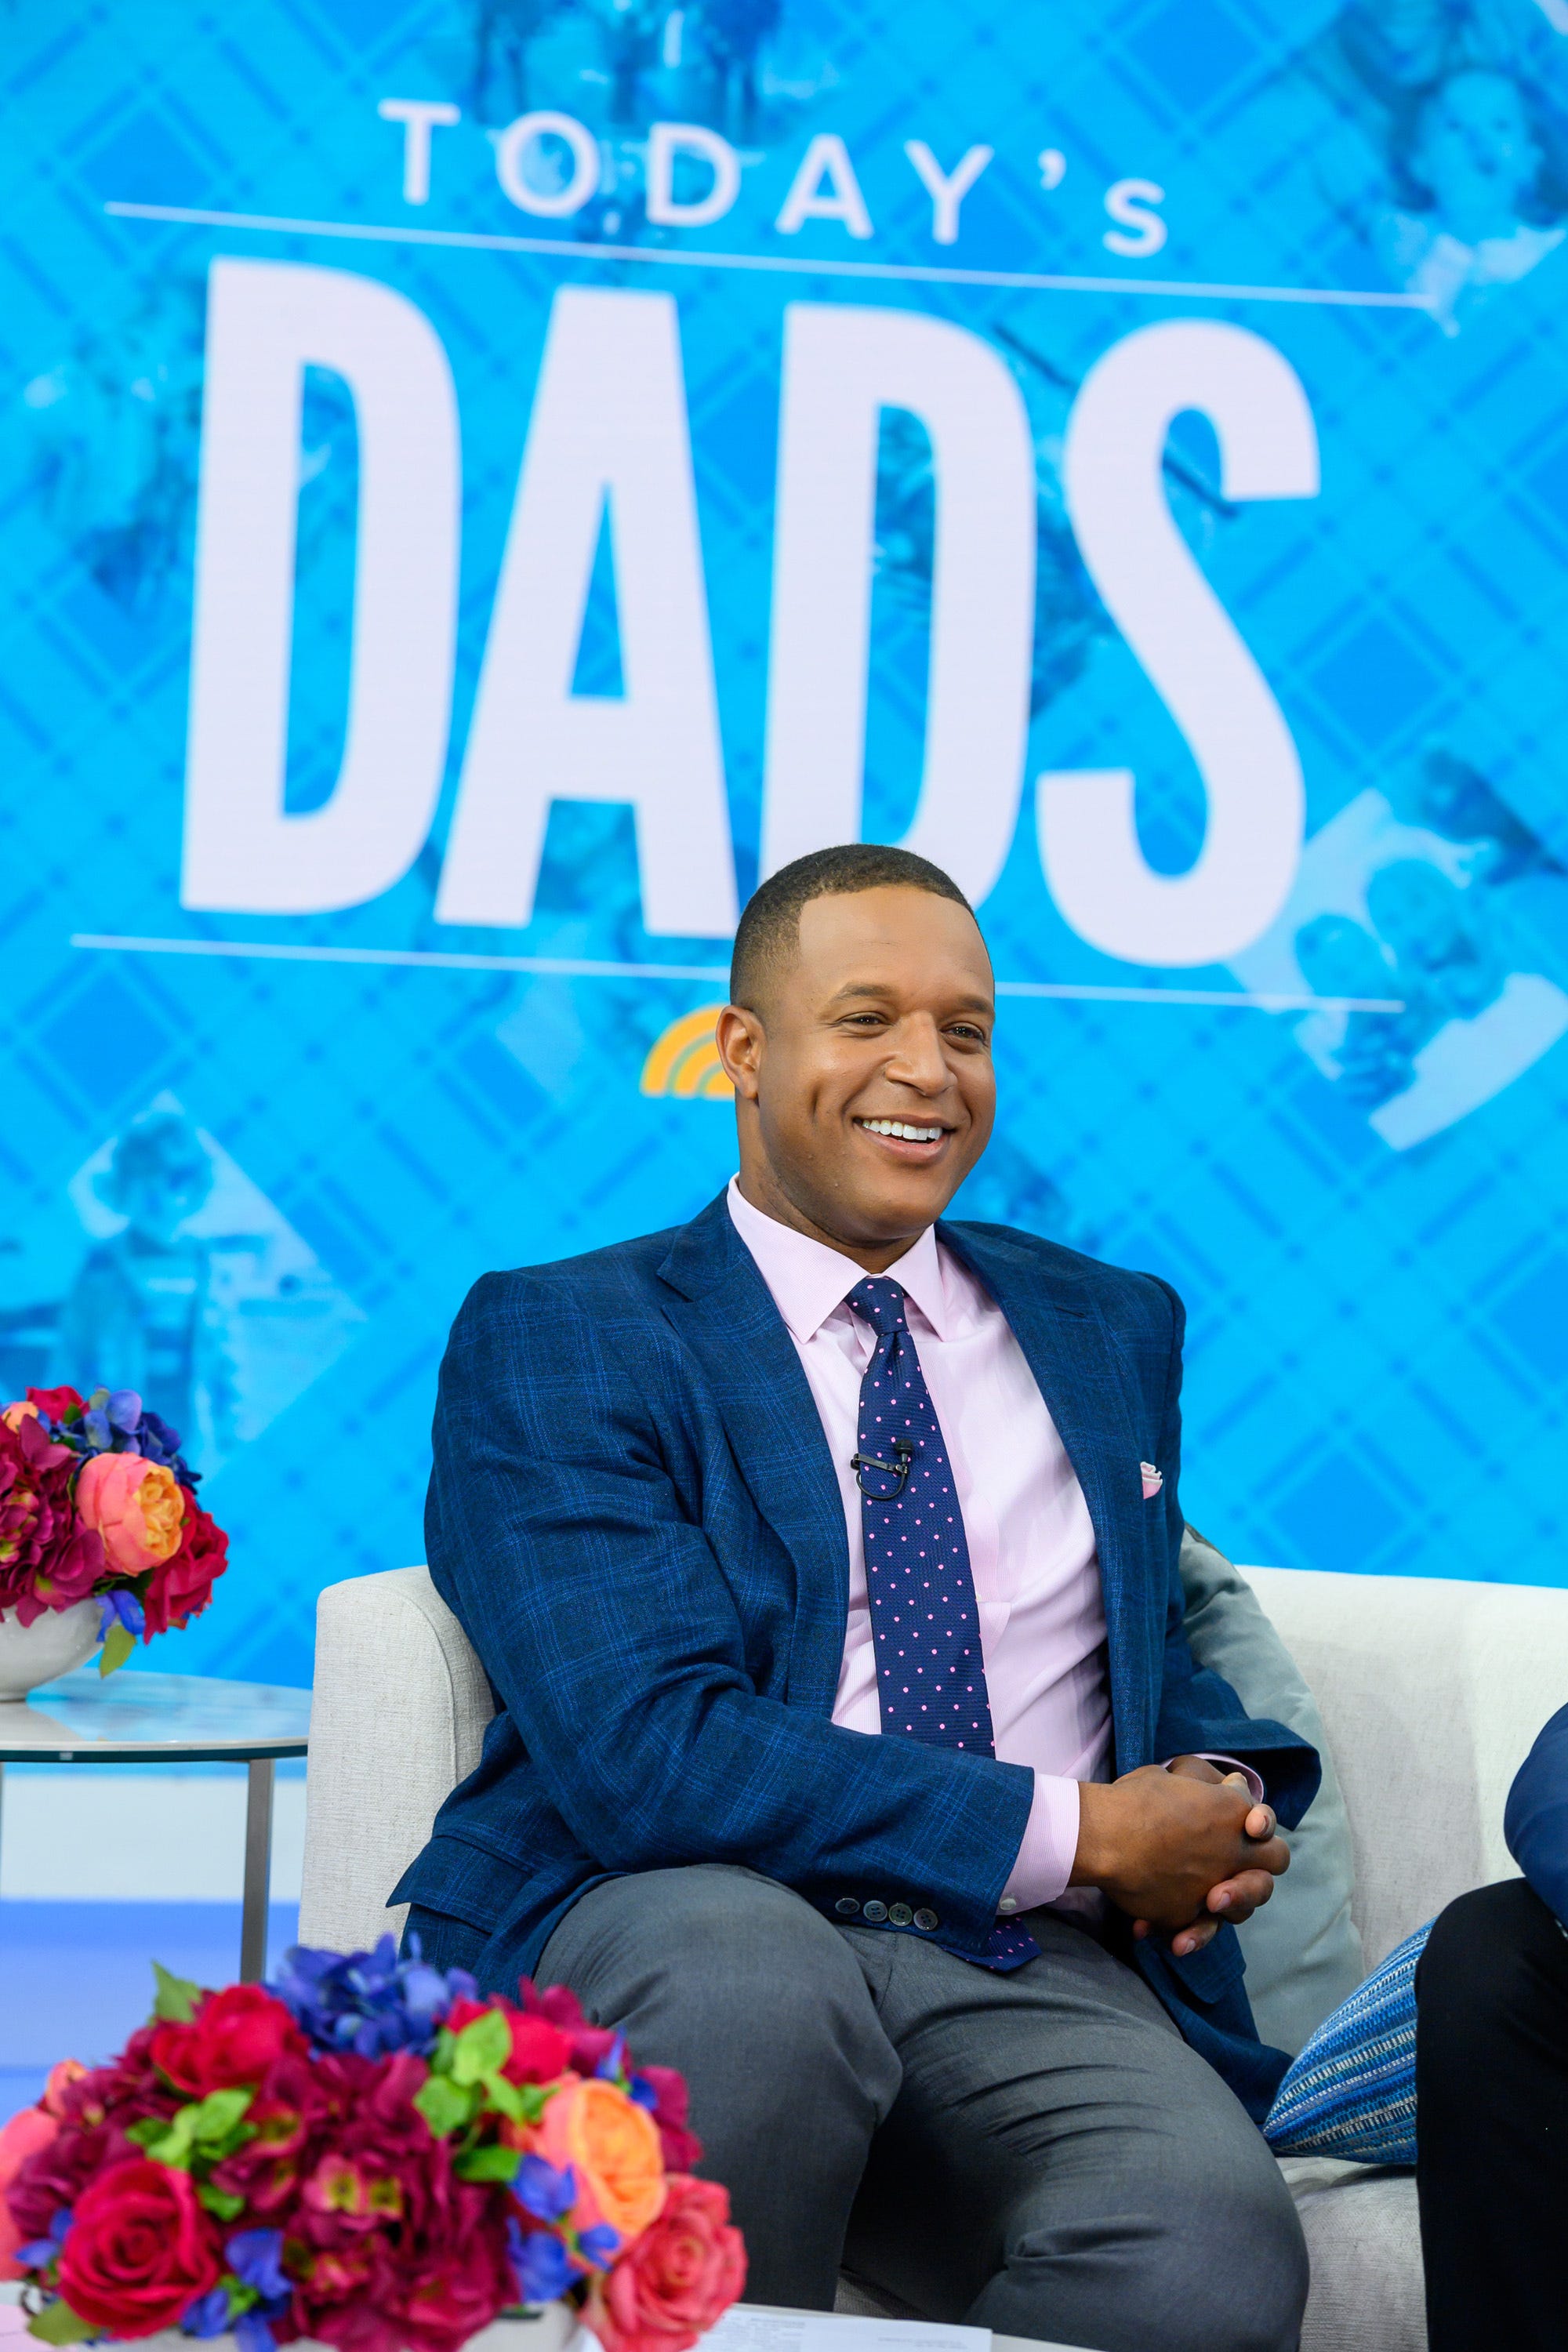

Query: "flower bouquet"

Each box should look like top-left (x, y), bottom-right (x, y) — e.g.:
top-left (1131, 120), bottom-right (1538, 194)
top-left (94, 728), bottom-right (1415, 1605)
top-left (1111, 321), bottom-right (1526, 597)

top-left (0, 1386), bottom-right (227, 1682)
top-left (0, 1940), bottom-right (746, 2352)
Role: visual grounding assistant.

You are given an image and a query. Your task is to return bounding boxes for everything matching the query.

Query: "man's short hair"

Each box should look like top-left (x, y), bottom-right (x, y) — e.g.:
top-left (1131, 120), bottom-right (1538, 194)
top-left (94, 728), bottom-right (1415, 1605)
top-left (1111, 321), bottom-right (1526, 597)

top-left (730, 843), bottom-right (974, 1013)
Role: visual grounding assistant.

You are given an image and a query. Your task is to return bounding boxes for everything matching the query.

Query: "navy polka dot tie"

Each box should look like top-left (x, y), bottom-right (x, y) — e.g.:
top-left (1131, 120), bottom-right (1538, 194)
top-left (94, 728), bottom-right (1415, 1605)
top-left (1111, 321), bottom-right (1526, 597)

top-left (848, 1276), bottom-right (1038, 1968)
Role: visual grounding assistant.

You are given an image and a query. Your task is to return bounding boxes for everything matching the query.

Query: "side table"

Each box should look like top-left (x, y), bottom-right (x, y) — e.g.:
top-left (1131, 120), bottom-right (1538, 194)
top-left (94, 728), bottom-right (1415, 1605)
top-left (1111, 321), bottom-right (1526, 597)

top-left (0, 1670), bottom-right (310, 1980)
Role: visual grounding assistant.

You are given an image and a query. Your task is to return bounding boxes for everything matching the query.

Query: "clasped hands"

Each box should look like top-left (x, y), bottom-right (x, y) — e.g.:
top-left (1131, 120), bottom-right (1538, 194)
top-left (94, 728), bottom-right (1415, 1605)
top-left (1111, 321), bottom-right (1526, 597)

top-left (1070, 1755), bottom-right (1287, 1959)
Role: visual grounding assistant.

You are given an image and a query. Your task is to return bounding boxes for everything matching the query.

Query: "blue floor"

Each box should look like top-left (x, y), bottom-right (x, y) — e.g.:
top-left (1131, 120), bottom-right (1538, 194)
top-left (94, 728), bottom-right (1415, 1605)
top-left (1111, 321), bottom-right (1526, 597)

top-left (0, 1900), bottom-right (300, 2120)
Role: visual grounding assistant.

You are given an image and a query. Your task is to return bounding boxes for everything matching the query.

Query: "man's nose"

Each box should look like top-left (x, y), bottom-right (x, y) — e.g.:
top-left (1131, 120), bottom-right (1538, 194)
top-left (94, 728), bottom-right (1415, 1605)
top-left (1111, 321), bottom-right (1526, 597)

top-left (884, 1018), bottom-right (952, 1092)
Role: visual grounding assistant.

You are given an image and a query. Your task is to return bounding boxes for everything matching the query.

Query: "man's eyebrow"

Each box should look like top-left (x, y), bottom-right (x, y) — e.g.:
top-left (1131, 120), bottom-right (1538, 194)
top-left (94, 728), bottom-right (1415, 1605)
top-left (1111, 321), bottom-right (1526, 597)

top-left (821, 981), bottom-right (995, 1014)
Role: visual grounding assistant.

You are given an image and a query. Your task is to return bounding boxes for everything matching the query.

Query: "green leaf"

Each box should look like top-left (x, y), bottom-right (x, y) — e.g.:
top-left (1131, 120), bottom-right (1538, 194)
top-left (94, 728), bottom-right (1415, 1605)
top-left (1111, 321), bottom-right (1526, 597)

top-left (426, 2024), bottom-right (458, 2078)
top-left (151, 1960), bottom-right (199, 2024)
top-left (98, 1622), bottom-right (135, 1678)
top-left (516, 2084), bottom-right (550, 2125)
top-left (27, 2301), bottom-right (101, 2345)
top-left (451, 2009), bottom-right (511, 2088)
top-left (198, 2186), bottom-right (247, 2222)
top-left (479, 2070), bottom-right (526, 2122)
top-left (124, 2117), bottom-right (165, 2150)
top-left (453, 2143), bottom-right (522, 2183)
top-left (190, 2087), bottom-right (254, 2144)
top-left (414, 2074), bottom-right (474, 2139)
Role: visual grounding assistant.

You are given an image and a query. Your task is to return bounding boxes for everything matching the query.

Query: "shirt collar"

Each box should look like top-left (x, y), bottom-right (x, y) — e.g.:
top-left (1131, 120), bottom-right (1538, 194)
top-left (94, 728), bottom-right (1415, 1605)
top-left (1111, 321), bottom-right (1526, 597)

top-left (725, 1177), bottom-right (953, 1343)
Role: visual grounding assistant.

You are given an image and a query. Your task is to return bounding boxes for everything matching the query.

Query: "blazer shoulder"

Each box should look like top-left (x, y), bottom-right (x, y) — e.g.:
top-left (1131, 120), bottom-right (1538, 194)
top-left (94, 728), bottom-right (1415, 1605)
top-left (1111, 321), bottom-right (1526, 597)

top-left (940, 1219), bottom-right (1181, 1333)
top-left (449, 1225), bottom-right (691, 1356)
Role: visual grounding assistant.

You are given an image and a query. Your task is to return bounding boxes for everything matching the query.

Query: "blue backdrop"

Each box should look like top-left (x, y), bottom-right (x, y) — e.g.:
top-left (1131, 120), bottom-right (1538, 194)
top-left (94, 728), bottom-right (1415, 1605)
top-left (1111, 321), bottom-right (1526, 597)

top-left (3, 0), bottom-right (1566, 1690)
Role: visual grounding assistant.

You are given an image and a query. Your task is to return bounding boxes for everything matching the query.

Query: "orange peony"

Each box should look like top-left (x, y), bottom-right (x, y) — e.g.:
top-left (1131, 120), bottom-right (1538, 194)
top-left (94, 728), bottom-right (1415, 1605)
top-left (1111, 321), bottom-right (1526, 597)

top-left (74, 1453), bottom-right (184, 1577)
top-left (532, 2076), bottom-right (666, 2248)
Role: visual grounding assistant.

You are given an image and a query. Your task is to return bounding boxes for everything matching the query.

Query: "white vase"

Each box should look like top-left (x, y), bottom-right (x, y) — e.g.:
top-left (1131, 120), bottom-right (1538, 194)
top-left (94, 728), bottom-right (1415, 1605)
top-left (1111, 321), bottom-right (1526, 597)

top-left (0, 1598), bottom-right (102, 1700)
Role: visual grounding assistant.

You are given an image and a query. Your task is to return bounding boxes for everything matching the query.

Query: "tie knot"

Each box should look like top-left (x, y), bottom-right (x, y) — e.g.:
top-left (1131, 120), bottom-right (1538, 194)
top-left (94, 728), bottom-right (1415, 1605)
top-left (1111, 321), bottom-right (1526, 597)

top-left (847, 1277), bottom-right (909, 1338)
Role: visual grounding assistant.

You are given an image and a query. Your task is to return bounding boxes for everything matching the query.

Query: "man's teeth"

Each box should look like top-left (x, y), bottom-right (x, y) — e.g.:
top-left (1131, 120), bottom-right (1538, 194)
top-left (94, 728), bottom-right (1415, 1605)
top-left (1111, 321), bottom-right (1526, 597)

top-left (860, 1119), bottom-right (944, 1142)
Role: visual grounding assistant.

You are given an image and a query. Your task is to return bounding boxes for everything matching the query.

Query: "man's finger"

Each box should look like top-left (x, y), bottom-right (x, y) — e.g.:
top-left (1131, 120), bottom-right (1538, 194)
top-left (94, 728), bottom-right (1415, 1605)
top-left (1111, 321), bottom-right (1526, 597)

top-left (1171, 1918), bottom-right (1219, 1956)
top-left (1206, 1868), bottom-right (1279, 1919)
top-left (1244, 1802), bottom-right (1277, 1842)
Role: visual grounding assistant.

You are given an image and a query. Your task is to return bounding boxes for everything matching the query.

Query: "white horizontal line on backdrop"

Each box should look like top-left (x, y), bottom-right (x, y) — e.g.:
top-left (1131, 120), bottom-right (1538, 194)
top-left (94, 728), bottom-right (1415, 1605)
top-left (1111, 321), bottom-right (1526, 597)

top-left (70, 934), bottom-right (1406, 1013)
top-left (103, 202), bottom-right (1436, 311)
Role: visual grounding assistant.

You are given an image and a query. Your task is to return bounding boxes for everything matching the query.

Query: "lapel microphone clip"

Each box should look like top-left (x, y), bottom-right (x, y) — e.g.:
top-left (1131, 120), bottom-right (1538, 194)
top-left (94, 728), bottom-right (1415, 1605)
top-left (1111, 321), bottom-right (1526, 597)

top-left (851, 1437), bottom-right (916, 1498)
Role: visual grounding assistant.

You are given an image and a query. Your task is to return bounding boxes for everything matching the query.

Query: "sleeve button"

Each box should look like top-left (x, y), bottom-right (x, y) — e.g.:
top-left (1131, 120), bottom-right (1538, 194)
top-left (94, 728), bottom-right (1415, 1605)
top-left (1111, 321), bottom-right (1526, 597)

top-left (862, 1900), bottom-right (888, 1923)
top-left (913, 1908), bottom-right (939, 1932)
top-left (834, 1896), bottom-right (861, 1917)
top-left (998, 1896), bottom-right (1018, 1913)
top-left (887, 1902), bottom-right (913, 1926)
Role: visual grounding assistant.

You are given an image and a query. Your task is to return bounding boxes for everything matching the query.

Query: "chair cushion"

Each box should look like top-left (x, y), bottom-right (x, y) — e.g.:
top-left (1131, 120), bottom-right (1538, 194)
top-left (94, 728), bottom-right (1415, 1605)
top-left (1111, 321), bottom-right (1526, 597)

top-left (1265, 1923), bottom-right (1428, 2165)
top-left (1281, 2158), bottom-right (1426, 2352)
top-left (1179, 1530), bottom-right (1367, 2053)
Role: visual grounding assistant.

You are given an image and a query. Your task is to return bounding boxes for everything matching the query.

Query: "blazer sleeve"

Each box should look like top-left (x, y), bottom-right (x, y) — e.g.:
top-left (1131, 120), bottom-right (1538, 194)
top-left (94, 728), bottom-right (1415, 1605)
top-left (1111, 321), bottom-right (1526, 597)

top-left (423, 1270), bottom-right (1036, 1955)
top-left (1144, 1276), bottom-right (1322, 1831)
top-left (1504, 1703), bottom-right (1568, 1926)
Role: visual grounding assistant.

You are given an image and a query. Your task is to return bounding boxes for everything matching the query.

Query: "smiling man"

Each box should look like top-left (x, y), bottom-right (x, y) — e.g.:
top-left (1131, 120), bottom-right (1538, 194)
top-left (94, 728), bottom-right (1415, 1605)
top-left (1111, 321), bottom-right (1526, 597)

top-left (401, 844), bottom-right (1320, 2352)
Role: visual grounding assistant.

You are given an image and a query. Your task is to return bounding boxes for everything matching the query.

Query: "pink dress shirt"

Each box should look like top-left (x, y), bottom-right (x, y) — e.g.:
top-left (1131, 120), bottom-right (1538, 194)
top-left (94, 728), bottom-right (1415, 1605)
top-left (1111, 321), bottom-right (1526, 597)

top-left (727, 1179), bottom-right (1104, 1911)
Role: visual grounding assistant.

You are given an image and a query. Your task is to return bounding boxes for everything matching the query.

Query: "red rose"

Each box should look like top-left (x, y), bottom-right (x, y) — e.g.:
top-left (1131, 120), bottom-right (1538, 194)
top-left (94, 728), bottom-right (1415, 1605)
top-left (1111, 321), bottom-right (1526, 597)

top-left (445, 1998), bottom-right (572, 2085)
top-left (586, 2175), bottom-right (746, 2352)
top-left (0, 1414), bottom-right (101, 1626)
top-left (56, 2157), bottom-right (223, 2337)
top-left (142, 1487), bottom-right (227, 1639)
top-left (151, 1984), bottom-right (307, 2097)
top-left (26, 1386), bottom-right (85, 1427)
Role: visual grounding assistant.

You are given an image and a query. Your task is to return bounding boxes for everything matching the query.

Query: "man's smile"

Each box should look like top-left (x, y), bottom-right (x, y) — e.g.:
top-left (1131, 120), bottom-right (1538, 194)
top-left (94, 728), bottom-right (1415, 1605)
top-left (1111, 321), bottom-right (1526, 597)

top-left (854, 1115), bottom-right (953, 1153)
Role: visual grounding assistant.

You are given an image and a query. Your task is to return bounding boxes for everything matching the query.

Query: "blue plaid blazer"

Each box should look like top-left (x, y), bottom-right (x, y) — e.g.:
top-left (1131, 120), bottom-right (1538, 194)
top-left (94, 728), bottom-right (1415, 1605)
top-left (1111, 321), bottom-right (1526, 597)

top-left (394, 1192), bottom-right (1319, 2119)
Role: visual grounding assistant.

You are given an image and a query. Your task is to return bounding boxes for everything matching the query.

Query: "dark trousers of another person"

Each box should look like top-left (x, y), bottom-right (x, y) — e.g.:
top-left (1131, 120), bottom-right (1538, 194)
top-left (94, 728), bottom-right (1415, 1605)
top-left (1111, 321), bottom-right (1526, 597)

top-left (1417, 1876), bottom-right (1568, 2352)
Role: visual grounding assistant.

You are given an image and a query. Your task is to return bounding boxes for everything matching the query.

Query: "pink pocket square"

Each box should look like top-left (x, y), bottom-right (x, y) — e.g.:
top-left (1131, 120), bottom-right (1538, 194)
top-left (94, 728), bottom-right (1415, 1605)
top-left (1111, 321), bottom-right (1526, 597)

top-left (1140, 1461), bottom-right (1163, 1499)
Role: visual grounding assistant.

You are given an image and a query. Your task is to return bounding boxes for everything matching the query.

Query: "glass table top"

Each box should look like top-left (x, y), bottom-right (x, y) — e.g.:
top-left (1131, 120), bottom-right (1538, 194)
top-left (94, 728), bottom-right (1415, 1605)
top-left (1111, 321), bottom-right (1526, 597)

top-left (0, 1671), bottom-right (311, 1762)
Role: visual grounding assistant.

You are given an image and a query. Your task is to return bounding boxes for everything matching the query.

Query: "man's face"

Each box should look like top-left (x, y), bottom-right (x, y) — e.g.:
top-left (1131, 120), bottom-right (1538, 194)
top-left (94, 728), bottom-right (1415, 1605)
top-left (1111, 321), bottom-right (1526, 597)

top-left (720, 885), bottom-right (996, 1260)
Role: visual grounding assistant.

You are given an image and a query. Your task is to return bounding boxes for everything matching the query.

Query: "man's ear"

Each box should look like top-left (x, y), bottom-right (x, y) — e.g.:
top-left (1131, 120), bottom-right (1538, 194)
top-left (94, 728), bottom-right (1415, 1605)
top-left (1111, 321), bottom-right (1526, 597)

top-left (716, 1003), bottom-right (764, 1102)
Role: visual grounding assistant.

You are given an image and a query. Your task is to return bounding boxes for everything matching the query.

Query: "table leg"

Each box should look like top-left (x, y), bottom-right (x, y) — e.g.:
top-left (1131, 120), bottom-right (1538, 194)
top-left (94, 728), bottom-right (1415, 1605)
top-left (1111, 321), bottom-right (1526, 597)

top-left (240, 1759), bottom-right (274, 1983)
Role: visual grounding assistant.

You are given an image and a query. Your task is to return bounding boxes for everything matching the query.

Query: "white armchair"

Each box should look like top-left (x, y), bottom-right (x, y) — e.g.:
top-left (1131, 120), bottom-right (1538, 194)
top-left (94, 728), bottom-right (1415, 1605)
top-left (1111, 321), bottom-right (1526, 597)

top-left (300, 1566), bottom-right (1568, 2352)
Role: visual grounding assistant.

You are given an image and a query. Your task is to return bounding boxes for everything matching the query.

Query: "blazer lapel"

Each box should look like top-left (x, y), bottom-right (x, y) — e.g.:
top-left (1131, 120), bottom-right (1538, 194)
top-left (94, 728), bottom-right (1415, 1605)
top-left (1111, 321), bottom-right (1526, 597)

top-left (656, 1195), bottom-right (850, 1713)
top-left (938, 1222), bottom-right (1163, 1770)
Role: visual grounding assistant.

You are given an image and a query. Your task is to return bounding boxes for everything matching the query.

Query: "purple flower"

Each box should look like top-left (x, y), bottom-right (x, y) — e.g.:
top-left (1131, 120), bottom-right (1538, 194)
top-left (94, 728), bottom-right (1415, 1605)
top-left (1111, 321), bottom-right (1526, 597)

top-left (594, 2034), bottom-right (627, 2083)
top-left (98, 1588), bottom-right (146, 1641)
top-left (629, 2073), bottom-right (659, 2112)
top-left (577, 2223), bottom-right (620, 2270)
top-left (268, 1936), bottom-right (476, 2058)
top-left (515, 2156), bottom-right (576, 2226)
top-left (17, 2205), bottom-right (74, 2267)
top-left (234, 2316), bottom-right (278, 2352)
top-left (226, 2230), bottom-right (289, 2305)
top-left (507, 2219), bottom-right (577, 2306)
top-left (183, 2286), bottom-right (234, 2338)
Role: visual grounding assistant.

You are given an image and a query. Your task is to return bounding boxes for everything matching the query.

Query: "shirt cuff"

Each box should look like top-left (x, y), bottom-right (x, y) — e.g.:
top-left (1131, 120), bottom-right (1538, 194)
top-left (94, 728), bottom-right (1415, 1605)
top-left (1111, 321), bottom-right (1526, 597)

top-left (999, 1773), bottom-right (1080, 1914)
top-left (1164, 1752), bottom-right (1265, 1803)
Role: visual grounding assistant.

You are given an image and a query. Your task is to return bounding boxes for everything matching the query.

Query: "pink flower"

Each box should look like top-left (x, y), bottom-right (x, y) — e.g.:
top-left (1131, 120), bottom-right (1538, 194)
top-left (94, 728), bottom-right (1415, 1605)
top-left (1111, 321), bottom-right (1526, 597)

top-left (585, 2175), bottom-right (746, 2352)
top-left (74, 1451), bottom-right (184, 1577)
top-left (0, 1414), bottom-right (100, 1626)
top-left (0, 1403), bottom-right (38, 1433)
top-left (0, 2103), bottom-right (60, 2278)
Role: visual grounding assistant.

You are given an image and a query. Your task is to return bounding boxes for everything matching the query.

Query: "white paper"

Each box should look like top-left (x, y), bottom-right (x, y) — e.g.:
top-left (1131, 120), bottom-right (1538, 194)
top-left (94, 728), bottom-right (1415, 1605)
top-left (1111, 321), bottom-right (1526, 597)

top-left (699, 2310), bottom-right (989, 2352)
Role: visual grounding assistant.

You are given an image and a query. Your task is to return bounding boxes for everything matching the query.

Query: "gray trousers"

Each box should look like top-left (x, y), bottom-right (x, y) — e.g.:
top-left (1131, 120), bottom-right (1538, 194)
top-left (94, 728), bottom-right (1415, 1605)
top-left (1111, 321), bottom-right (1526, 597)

top-left (409, 1865), bottom-right (1305, 2352)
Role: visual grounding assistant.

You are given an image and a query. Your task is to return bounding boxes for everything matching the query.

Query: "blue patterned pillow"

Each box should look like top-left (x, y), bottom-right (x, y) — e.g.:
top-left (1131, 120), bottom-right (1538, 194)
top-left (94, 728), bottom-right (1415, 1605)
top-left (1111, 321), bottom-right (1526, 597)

top-left (1262, 1922), bottom-right (1432, 2165)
